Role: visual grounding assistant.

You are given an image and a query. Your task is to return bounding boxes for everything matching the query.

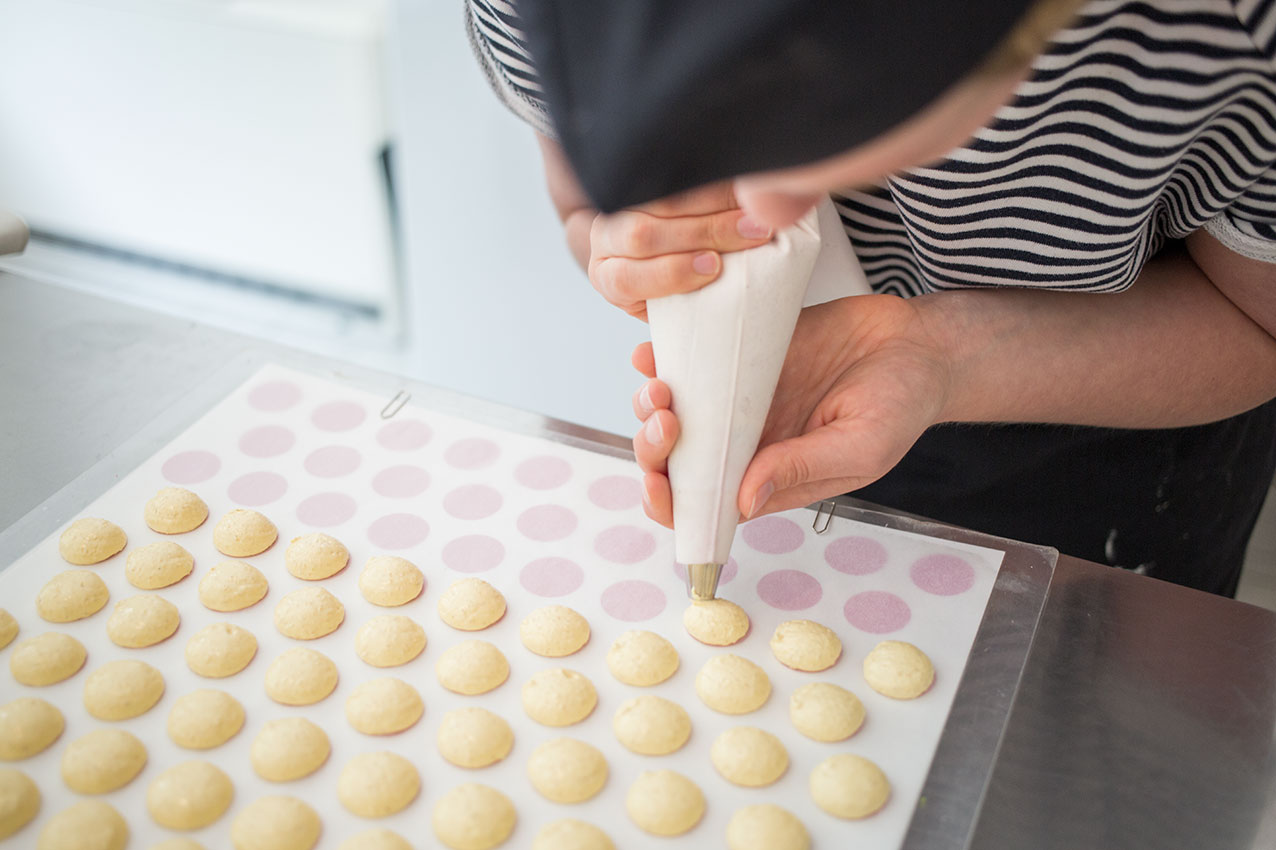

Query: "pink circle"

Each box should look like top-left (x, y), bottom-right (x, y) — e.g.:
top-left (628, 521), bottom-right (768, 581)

top-left (372, 465), bottom-right (430, 499)
top-left (445, 438), bottom-right (500, 469)
top-left (518, 505), bottom-right (579, 542)
top-left (377, 419), bottom-right (432, 451)
top-left (741, 516), bottom-right (805, 554)
top-left (825, 536), bottom-right (889, 575)
top-left (756, 569), bottom-right (823, 610)
top-left (594, 525), bottom-right (657, 564)
top-left (247, 380), bottom-right (301, 411)
top-left (910, 554), bottom-right (976, 596)
top-left (520, 557), bottom-right (585, 597)
top-left (515, 456), bottom-right (573, 490)
top-left (442, 535), bottom-right (506, 573)
top-left (588, 475), bottom-right (643, 511)
top-left (162, 450), bottom-right (220, 485)
top-left (238, 425), bottom-right (295, 458)
top-left (444, 484), bottom-right (503, 520)
top-left (367, 513), bottom-right (429, 549)
top-left (227, 471), bottom-right (288, 506)
top-left (843, 591), bottom-right (912, 633)
top-left (600, 580), bottom-right (666, 621)
top-left (311, 401), bottom-right (367, 432)
top-left (304, 445), bottom-right (362, 478)
top-left (672, 558), bottom-right (739, 585)
top-left (296, 492), bottom-right (357, 527)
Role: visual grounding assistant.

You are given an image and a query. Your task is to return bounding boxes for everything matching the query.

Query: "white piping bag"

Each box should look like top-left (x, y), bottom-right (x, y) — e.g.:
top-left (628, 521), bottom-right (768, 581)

top-left (647, 204), bottom-right (822, 599)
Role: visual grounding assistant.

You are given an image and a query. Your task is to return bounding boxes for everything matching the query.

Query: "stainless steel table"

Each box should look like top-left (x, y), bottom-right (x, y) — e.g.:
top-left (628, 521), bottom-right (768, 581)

top-left (4, 269), bottom-right (1275, 849)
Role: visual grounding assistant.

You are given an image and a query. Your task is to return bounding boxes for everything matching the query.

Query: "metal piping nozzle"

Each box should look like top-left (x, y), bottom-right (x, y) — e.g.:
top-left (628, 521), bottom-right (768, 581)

top-left (685, 562), bottom-right (724, 601)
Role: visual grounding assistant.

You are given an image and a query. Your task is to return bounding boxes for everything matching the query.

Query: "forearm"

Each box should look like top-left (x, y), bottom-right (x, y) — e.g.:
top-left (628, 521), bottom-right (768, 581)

top-left (536, 132), bottom-right (596, 272)
top-left (917, 243), bottom-right (1276, 428)
top-left (563, 207), bottom-right (594, 271)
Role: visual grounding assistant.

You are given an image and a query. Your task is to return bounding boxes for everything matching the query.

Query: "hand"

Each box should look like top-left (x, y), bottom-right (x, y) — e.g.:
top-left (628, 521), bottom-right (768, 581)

top-left (588, 183), bottom-right (775, 321)
top-left (631, 294), bottom-right (953, 525)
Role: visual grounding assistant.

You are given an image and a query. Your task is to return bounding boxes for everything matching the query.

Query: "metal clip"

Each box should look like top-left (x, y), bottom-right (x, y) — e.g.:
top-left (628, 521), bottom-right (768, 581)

top-left (813, 500), bottom-right (835, 534)
top-left (380, 390), bottom-right (410, 419)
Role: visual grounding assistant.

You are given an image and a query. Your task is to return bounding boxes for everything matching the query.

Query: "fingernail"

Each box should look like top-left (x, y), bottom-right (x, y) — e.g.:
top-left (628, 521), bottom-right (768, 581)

top-left (736, 216), bottom-right (772, 239)
top-left (638, 384), bottom-right (654, 416)
top-left (692, 251), bottom-right (719, 275)
top-left (644, 414), bottom-right (665, 445)
top-left (747, 481), bottom-right (775, 518)
top-left (641, 478), bottom-right (653, 511)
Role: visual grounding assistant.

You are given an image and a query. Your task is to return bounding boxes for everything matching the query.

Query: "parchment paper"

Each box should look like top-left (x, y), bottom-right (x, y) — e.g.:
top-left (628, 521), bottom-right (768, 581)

top-left (0, 363), bottom-right (1005, 849)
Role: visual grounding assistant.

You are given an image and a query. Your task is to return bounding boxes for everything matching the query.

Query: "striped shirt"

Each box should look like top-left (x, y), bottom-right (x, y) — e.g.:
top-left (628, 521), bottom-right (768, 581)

top-left (467, 0), bottom-right (1276, 297)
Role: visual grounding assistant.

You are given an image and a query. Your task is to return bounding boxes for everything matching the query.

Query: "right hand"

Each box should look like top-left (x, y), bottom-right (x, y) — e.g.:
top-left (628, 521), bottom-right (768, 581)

top-left (588, 183), bottom-right (776, 321)
top-left (630, 294), bottom-right (954, 526)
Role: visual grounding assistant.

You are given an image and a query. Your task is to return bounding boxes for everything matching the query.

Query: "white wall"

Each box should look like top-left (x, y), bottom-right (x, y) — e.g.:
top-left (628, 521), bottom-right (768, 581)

top-left (389, 0), bottom-right (648, 438)
top-left (0, 0), bottom-right (396, 310)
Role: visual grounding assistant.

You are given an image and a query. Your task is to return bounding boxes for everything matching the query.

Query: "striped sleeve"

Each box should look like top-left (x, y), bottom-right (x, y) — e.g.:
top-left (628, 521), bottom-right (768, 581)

top-left (1203, 165), bottom-right (1276, 262)
top-left (1201, 1), bottom-right (1276, 262)
top-left (464, 0), bottom-right (555, 137)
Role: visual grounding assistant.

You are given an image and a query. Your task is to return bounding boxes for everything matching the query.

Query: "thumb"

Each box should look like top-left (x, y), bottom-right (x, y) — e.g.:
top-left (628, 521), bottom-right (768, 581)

top-left (738, 424), bottom-right (860, 518)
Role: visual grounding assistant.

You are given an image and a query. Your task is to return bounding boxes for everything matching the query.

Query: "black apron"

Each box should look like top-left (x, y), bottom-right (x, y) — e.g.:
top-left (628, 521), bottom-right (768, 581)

top-left (854, 399), bottom-right (1276, 597)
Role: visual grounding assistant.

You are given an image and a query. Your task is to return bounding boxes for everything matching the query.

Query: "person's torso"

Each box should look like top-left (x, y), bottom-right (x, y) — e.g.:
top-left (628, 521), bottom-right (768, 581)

top-left (833, 0), bottom-right (1276, 297)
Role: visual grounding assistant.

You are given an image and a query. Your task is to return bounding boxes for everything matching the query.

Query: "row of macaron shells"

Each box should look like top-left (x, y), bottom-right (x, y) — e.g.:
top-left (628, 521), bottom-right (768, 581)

top-left (3, 486), bottom-right (937, 850)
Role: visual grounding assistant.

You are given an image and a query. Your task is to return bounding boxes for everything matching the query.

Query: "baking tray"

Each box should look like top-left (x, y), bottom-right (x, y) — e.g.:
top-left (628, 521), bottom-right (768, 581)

top-left (0, 353), bottom-right (1055, 849)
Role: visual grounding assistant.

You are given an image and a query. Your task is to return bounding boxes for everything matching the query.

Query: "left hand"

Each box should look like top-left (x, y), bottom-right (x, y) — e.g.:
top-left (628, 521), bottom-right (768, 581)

top-left (588, 183), bottom-right (774, 321)
top-left (632, 293), bottom-right (953, 525)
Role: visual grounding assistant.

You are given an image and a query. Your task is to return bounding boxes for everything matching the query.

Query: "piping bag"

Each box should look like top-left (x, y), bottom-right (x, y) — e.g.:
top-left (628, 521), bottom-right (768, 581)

top-left (648, 197), bottom-right (869, 600)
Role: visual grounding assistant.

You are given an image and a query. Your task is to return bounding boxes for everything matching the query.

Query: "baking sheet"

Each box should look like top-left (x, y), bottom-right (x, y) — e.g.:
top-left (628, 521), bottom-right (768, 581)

top-left (0, 363), bottom-right (1007, 849)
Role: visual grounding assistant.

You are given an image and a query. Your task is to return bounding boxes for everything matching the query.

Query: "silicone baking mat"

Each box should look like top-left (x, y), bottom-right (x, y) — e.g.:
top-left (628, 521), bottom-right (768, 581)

top-left (0, 363), bottom-right (1006, 849)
